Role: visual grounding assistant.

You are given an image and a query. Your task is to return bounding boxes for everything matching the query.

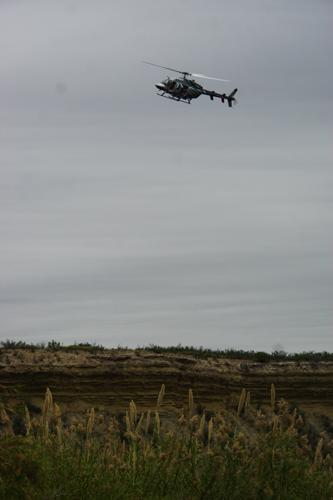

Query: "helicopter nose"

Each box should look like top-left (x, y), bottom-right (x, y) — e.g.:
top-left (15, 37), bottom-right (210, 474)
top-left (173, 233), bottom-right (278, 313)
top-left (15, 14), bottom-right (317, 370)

top-left (155, 83), bottom-right (165, 91)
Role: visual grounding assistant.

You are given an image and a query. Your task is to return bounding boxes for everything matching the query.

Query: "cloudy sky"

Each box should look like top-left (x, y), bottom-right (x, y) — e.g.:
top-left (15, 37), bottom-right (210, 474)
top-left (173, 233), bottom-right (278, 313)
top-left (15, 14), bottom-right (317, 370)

top-left (1, 0), bottom-right (332, 351)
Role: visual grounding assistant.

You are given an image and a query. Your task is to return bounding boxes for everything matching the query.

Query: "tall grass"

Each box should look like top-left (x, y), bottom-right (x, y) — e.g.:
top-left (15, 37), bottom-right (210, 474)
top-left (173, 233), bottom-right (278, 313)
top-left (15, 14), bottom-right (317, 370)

top-left (1, 387), bottom-right (333, 499)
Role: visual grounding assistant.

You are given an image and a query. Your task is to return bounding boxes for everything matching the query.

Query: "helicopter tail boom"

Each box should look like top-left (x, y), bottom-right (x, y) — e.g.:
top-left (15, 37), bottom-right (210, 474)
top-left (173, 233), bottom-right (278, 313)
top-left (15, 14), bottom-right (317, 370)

top-left (203, 87), bottom-right (238, 107)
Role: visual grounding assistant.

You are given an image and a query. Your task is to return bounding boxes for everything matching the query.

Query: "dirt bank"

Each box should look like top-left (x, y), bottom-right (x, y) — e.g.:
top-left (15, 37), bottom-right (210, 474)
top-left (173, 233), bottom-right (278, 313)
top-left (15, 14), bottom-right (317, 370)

top-left (1, 348), bottom-right (333, 416)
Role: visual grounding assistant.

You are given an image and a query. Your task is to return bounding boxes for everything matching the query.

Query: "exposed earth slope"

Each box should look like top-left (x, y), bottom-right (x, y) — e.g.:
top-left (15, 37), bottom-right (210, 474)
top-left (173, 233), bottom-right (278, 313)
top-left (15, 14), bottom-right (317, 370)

top-left (1, 348), bottom-right (333, 417)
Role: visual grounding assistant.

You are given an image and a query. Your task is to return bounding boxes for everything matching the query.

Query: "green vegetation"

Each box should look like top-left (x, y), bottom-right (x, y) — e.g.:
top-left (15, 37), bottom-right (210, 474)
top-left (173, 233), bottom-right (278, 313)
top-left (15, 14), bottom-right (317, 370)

top-left (1, 386), bottom-right (333, 499)
top-left (0, 340), bottom-right (105, 355)
top-left (2, 340), bottom-right (333, 362)
top-left (141, 344), bottom-right (333, 362)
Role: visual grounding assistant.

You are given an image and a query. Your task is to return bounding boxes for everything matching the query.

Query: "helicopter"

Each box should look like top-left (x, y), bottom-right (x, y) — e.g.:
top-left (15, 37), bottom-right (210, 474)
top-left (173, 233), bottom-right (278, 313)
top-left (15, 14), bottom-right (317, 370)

top-left (143, 61), bottom-right (238, 106)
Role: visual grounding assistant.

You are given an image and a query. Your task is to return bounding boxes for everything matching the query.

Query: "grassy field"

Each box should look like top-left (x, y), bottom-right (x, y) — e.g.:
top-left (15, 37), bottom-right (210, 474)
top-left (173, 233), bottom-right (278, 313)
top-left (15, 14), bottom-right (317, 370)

top-left (1, 384), bottom-right (333, 499)
top-left (2, 339), bottom-right (333, 362)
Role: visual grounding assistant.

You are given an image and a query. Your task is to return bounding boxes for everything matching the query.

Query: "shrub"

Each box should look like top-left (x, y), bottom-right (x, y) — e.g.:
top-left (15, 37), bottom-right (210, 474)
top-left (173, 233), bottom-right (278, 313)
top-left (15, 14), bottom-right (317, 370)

top-left (1, 387), bottom-right (333, 499)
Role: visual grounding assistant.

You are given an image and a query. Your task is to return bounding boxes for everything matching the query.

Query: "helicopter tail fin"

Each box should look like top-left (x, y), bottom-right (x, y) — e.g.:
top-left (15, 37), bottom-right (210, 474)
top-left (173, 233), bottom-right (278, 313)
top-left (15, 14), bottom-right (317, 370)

top-left (225, 88), bottom-right (238, 107)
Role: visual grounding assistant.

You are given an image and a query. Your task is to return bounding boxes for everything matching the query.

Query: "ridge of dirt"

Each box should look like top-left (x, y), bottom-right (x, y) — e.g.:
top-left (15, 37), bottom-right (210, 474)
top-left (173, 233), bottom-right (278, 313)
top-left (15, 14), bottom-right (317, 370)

top-left (1, 348), bottom-right (333, 416)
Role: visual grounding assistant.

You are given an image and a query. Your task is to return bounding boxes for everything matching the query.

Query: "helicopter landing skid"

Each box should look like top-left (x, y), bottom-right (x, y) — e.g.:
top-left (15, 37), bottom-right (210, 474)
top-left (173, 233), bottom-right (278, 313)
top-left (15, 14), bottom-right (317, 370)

top-left (156, 93), bottom-right (191, 104)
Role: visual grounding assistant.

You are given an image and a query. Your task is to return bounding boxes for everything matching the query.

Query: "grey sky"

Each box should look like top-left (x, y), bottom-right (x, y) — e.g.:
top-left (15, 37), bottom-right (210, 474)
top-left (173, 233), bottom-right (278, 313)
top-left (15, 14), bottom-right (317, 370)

top-left (1, 0), bottom-right (332, 351)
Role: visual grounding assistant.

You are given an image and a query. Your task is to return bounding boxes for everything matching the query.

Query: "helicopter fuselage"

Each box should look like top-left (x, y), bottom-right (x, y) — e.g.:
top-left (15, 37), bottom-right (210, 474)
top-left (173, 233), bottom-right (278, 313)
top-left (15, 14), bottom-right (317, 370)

top-left (155, 77), bottom-right (203, 101)
top-left (144, 61), bottom-right (238, 106)
top-left (155, 76), bottom-right (237, 106)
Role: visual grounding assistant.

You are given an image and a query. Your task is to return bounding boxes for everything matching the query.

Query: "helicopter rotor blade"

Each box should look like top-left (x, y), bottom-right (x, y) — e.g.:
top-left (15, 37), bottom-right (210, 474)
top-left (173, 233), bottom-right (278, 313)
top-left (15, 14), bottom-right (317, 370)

top-left (142, 61), bottom-right (190, 75)
top-left (142, 61), bottom-right (229, 81)
top-left (191, 73), bottom-right (229, 82)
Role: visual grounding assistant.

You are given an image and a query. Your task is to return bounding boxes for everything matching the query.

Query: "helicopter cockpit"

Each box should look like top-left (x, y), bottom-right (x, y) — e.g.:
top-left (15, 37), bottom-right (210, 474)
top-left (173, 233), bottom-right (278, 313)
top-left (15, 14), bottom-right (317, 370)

top-left (162, 77), bottom-right (173, 88)
top-left (163, 78), bottom-right (182, 91)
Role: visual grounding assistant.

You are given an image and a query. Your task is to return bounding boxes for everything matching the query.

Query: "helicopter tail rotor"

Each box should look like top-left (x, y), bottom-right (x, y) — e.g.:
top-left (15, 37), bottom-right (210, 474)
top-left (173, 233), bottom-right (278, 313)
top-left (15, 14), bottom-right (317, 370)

top-left (223, 88), bottom-right (238, 107)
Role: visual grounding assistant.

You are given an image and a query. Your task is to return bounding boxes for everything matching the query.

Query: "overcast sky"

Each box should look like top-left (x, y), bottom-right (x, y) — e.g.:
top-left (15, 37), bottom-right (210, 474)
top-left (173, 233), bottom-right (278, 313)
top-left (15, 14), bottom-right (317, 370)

top-left (1, 0), bottom-right (332, 351)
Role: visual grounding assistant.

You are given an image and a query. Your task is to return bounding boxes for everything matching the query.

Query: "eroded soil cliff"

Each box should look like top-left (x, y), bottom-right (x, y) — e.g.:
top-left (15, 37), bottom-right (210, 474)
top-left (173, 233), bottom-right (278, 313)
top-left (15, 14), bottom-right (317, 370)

top-left (1, 348), bottom-right (333, 418)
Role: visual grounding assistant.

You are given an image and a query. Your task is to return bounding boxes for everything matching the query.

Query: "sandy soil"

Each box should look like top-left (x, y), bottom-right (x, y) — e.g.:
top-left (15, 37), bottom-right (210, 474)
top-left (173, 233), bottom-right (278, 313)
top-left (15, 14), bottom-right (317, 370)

top-left (1, 348), bottom-right (333, 417)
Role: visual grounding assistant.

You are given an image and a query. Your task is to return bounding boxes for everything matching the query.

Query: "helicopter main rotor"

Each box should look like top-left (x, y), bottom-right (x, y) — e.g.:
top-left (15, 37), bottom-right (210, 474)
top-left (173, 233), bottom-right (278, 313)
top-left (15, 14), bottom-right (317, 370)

top-left (141, 61), bottom-right (229, 82)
